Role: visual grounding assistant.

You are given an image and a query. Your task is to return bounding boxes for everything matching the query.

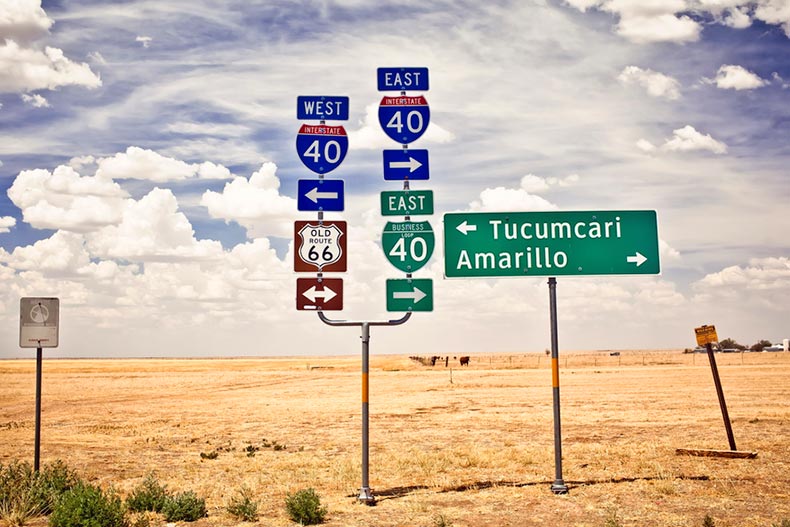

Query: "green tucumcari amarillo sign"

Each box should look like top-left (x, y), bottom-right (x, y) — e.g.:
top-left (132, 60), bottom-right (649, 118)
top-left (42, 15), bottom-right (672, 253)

top-left (443, 210), bottom-right (660, 278)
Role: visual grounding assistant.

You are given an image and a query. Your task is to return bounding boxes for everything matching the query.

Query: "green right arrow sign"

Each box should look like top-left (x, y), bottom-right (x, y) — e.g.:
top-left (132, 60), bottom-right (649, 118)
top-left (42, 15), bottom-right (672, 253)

top-left (443, 210), bottom-right (660, 278)
top-left (386, 279), bottom-right (433, 312)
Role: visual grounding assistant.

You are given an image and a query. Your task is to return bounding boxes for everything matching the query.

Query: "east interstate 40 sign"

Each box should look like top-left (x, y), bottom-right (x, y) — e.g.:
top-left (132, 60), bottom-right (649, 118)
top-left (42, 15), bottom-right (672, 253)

top-left (443, 210), bottom-right (660, 278)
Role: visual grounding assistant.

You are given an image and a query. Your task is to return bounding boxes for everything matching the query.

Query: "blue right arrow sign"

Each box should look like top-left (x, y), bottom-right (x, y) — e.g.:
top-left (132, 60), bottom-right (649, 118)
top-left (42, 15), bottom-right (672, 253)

top-left (382, 149), bottom-right (429, 180)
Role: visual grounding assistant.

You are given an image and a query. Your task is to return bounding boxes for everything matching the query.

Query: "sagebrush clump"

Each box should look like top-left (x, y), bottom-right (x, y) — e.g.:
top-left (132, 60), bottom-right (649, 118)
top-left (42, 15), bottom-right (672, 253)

top-left (285, 488), bottom-right (327, 525)
top-left (49, 482), bottom-right (127, 527)
top-left (162, 490), bottom-right (207, 522)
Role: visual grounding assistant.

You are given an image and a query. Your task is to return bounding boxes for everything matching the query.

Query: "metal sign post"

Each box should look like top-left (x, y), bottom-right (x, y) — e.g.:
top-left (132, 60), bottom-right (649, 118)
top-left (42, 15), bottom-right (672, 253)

top-left (317, 311), bottom-right (412, 504)
top-left (20, 297), bottom-right (60, 472)
top-left (548, 278), bottom-right (568, 494)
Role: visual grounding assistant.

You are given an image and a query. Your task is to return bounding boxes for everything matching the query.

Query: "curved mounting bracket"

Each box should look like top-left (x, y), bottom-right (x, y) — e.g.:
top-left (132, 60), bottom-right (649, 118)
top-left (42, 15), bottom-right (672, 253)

top-left (316, 310), bottom-right (412, 328)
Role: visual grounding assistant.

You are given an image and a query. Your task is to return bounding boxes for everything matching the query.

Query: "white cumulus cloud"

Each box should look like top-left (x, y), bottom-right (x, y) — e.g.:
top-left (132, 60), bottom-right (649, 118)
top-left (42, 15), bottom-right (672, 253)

top-left (21, 92), bottom-right (49, 107)
top-left (711, 64), bottom-right (768, 90)
top-left (0, 40), bottom-right (102, 93)
top-left (618, 66), bottom-right (681, 99)
top-left (0, 216), bottom-right (16, 233)
top-left (7, 165), bottom-right (128, 232)
top-left (201, 162), bottom-right (296, 239)
top-left (96, 147), bottom-right (233, 182)
top-left (0, 0), bottom-right (53, 43)
top-left (639, 125), bottom-right (727, 155)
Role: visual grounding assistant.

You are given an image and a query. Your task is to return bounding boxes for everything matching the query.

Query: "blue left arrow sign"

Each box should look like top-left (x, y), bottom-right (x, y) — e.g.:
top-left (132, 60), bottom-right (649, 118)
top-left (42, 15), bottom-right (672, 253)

top-left (297, 179), bottom-right (344, 211)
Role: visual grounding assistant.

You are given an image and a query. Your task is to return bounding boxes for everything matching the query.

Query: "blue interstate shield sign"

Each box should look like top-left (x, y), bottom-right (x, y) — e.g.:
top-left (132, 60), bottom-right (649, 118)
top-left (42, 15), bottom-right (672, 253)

top-left (296, 124), bottom-right (348, 174)
top-left (378, 96), bottom-right (430, 145)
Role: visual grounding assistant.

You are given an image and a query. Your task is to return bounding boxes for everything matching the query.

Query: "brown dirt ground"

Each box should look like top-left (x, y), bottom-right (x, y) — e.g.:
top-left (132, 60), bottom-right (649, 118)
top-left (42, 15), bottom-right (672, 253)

top-left (1, 351), bottom-right (788, 526)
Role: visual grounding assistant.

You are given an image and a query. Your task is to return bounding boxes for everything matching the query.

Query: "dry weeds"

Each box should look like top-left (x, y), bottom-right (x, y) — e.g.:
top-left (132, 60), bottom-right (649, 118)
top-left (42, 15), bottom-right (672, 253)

top-left (1, 351), bottom-right (789, 526)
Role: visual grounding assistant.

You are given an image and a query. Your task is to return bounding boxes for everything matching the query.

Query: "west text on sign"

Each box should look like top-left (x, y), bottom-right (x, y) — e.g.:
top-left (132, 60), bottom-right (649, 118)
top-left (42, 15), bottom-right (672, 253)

top-left (297, 96), bottom-right (349, 120)
top-left (443, 210), bottom-right (660, 278)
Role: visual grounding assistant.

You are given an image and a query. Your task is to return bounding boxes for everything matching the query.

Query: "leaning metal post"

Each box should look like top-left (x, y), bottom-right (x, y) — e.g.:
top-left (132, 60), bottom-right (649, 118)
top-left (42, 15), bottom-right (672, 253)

top-left (317, 311), bottom-right (412, 504)
top-left (705, 342), bottom-right (738, 450)
top-left (548, 277), bottom-right (568, 494)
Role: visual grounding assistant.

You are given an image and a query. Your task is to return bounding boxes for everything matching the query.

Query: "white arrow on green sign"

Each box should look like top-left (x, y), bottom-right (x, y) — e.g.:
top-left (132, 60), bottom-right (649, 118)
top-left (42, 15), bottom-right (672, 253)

top-left (386, 279), bottom-right (433, 312)
top-left (382, 221), bottom-right (435, 273)
top-left (443, 210), bottom-right (660, 278)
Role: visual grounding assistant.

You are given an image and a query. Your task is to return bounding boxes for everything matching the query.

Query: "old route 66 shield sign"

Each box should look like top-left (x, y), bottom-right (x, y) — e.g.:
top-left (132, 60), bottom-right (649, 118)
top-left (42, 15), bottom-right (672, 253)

top-left (294, 221), bottom-right (347, 272)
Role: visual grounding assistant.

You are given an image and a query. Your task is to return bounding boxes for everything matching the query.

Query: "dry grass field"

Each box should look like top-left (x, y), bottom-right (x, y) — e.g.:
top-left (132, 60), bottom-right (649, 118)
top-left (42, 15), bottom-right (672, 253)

top-left (1, 351), bottom-right (789, 526)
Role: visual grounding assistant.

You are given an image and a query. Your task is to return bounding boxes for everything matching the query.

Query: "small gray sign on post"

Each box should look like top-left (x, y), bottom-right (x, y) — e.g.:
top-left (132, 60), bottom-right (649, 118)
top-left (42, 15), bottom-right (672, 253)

top-left (20, 297), bottom-right (60, 348)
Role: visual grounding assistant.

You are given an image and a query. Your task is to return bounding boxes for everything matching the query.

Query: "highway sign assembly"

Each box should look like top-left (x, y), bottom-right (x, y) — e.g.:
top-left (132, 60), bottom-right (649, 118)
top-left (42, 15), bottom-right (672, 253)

top-left (381, 221), bottom-right (435, 273)
top-left (378, 96), bottom-right (430, 144)
top-left (380, 190), bottom-right (433, 216)
top-left (377, 67), bottom-right (429, 91)
top-left (294, 220), bottom-right (347, 272)
top-left (20, 297), bottom-right (59, 348)
top-left (297, 179), bottom-right (344, 211)
top-left (296, 278), bottom-right (343, 311)
top-left (297, 96), bottom-right (349, 120)
top-left (386, 279), bottom-right (433, 312)
top-left (296, 124), bottom-right (348, 174)
top-left (382, 149), bottom-right (429, 180)
top-left (443, 210), bottom-right (660, 278)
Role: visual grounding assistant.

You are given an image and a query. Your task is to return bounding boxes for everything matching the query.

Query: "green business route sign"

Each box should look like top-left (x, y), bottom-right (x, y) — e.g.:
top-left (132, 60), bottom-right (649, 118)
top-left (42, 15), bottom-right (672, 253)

top-left (443, 210), bottom-right (660, 278)
top-left (382, 220), bottom-right (435, 273)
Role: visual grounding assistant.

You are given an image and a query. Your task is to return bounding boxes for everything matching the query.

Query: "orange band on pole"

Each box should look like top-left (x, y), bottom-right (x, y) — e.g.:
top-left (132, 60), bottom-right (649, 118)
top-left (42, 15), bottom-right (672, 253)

top-left (362, 372), bottom-right (369, 403)
top-left (552, 358), bottom-right (560, 388)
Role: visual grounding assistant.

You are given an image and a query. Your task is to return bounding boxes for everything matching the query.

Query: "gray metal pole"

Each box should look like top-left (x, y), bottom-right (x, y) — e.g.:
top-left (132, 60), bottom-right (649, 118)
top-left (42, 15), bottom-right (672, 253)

top-left (548, 278), bottom-right (568, 494)
top-left (317, 311), bottom-right (411, 505)
top-left (359, 323), bottom-right (373, 503)
top-left (34, 346), bottom-right (42, 472)
top-left (706, 343), bottom-right (737, 450)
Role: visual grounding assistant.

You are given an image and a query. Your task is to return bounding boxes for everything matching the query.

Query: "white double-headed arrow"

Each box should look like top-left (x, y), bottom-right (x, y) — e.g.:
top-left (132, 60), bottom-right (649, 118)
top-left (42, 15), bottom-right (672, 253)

top-left (626, 252), bottom-right (647, 267)
top-left (303, 285), bottom-right (337, 303)
top-left (456, 220), bottom-right (477, 235)
top-left (388, 156), bottom-right (422, 173)
top-left (305, 187), bottom-right (339, 203)
top-left (393, 286), bottom-right (427, 304)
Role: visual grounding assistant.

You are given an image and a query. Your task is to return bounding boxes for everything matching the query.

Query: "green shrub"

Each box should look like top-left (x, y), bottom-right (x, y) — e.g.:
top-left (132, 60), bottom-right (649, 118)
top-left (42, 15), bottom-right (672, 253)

top-left (285, 488), bottom-right (327, 525)
top-left (0, 460), bottom-right (81, 525)
top-left (771, 520), bottom-right (790, 527)
top-left (125, 474), bottom-right (168, 513)
top-left (0, 461), bottom-right (40, 526)
top-left (161, 491), bottom-right (207, 522)
top-left (49, 482), bottom-right (128, 527)
top-left (34, 461), bottom-right (81, 514)
top-left (226, 486), bottom-right (258, 521)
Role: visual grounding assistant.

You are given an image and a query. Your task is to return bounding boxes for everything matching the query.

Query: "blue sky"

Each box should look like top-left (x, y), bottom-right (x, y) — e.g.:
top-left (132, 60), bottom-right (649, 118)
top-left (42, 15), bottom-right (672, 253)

top-left (1, 0), bottom-right (789, 357)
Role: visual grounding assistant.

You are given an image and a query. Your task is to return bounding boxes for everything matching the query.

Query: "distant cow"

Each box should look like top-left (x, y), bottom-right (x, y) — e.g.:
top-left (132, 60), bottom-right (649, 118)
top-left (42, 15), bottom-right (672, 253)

top-left (459, 356), bottom-right (470, 366)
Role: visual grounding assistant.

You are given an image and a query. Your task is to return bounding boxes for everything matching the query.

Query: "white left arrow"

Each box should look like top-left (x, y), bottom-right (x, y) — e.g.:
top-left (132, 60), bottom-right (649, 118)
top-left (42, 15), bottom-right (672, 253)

top-left (303, 286), bottom-right (337, 303)
top-left (388, 157), bottom-right (422, 173)
top-left (305, 187), bottom-right (339, 203)
top-left (456, 220), bottom-right (477, 235)
top-left (393, 287), bottom-right (427, 304)
top-left (626, 252), bottom-right (647, 267)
